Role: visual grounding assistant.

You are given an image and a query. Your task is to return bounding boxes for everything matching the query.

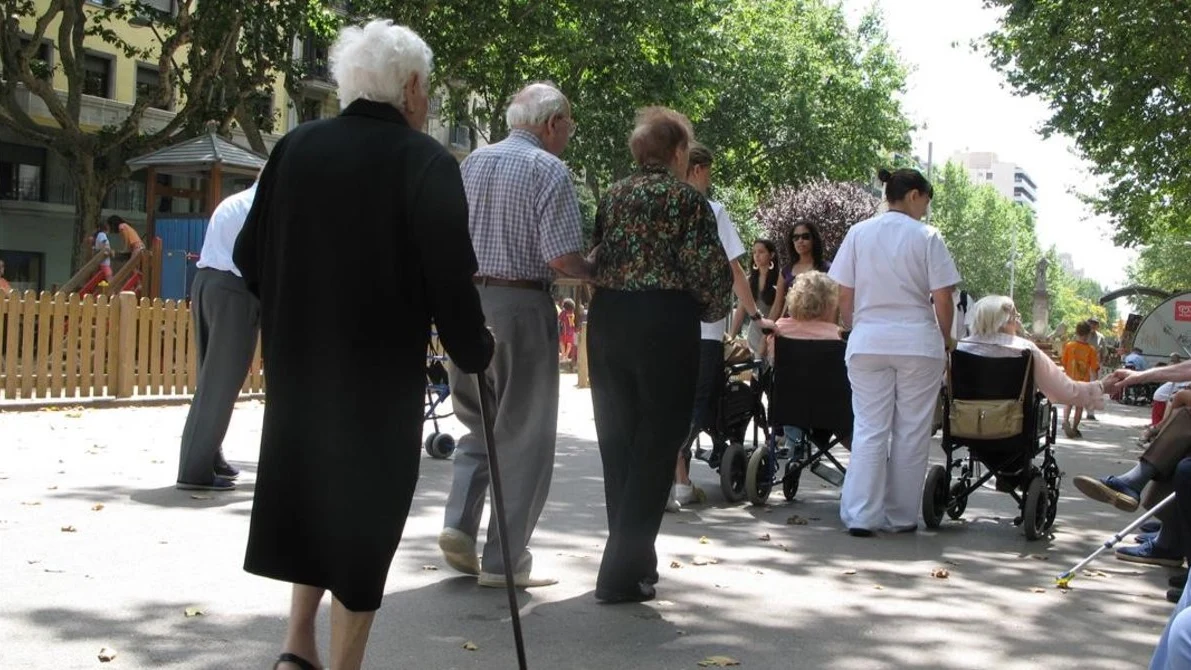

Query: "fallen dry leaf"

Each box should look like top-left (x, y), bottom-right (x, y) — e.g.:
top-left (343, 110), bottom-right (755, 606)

top-left (463, 641), bottom-right (478, 651)
top-left (1081, 570), bottom-right (1109, 578)
top-left (190, 494), bottom-right (213, 501)
top-left (698, 536), bottom-right (711, 545)
top-left (1030, 588), bottom-right (1046, 593)
top-left (697, 655), bottom-right (741, 667)
top-left (97, 647), bottom-right (117, 662)
top-left (786, 515), bottom-right (808, 526)
top-left (931, 568), bottom-right (950, 579)
top-left (60, 525), bottom-right (76, 533)
top-left (873, 585), bottom-right (884, 590)
top-left (64, 412), bottom-right (82, 419)
top-left (670, 561), bottom-right (683, 569)
top-left (46, 486), bottom-right (57, 490)
top-left (421, 565), bottom-right (438, 571)
top-left (184, 607), bottom-right (204, 618)
top-left (1028, 554), bottom-right (1050, 561)
top-left (91, 504), bottom-right (105, 512)
top-left (944, 560), bottom-right (960, 566)
top-left (757, 533), bottom-right (771, 542)
top-left (691, 556), bottom-right (719, 566)
top-left (21, 501), bottom-right (41, 506)
top-left (842, 569), bottom-right (857, 576)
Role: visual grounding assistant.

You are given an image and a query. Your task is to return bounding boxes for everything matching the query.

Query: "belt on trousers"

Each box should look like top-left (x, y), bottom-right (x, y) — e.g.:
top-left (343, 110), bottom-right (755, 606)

top-left (473, 276), bottom-right (551, 292)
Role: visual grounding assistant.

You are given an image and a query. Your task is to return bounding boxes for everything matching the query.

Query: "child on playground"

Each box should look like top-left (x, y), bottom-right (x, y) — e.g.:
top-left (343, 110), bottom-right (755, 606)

top-left (558, 298), bottom-right (578, 370)
top-left (1061, 320), bottom-right (1100, 438)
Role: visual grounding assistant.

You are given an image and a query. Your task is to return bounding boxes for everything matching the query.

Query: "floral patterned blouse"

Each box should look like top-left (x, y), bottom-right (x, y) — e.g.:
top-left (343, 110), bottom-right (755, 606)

top-left (591, 165), bottom-right (733, 322)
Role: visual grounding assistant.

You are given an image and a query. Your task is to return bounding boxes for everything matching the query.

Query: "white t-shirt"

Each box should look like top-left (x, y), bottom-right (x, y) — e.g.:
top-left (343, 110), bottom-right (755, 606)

top-left (94, 232), bottom-right (111, 267)
top-left (829, 211), bottom-right (962, 361)
top-left (701, 200), bottom-right (746, 341)
top-left (196, 183), bottom-right (258, 277)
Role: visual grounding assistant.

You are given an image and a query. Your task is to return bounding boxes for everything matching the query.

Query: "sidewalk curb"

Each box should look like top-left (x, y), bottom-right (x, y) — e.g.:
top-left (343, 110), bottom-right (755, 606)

top-left (0, 393), bottom-right (265, 413)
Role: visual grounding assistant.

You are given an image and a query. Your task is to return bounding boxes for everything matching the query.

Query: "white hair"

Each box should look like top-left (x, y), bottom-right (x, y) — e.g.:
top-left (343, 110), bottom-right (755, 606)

top-left (505, 83), bottom-right (569, 128)
top-left (969, 295), bottom-right (1017, 337)
top-left (329, 20), bottom-right (432, 111)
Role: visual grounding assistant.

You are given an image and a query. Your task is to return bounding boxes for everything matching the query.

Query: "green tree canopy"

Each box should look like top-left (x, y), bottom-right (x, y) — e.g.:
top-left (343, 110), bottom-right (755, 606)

top-left (983, 0), bottom-right (1191, 247)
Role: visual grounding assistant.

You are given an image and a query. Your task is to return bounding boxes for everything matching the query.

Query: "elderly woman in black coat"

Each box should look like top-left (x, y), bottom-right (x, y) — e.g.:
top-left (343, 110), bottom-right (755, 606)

top-left (233, 19), bottom-right (493, 670)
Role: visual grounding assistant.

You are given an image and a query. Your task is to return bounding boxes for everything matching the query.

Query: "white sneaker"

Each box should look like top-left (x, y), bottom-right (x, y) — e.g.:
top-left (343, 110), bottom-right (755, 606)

top-left (438, 527), bottom-right (480, 575)
top-left (675, 483), bottom-right (699, 506)
top-left (665, 485), bottom-right (680, 513)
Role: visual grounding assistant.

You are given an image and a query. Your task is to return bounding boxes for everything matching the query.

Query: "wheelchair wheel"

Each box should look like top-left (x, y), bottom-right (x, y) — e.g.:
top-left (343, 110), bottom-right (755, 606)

top-left (946, 481), bottom-right (968, 520)
top-left (720, 443), bottom-right (747, 503)
top-left (922, 465), bottom-right (949, 529)
top-left (782, 460), bottom-right (801, 501)
top-left (424, 432), bottom-right (456, 459)
top-left (1023, 475), bottom-right (1049, 540)
top-left (745, 445), bottom-right (774, 506)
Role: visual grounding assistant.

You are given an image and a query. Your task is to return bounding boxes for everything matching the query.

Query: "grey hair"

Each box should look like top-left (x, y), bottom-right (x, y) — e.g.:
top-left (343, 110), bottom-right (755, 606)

top-left (330, 19), bottom-right (433, 111)
top-left (505, 83), bottom-right (569, 128)
top-left (969, 295), bottom-right (1017, 337)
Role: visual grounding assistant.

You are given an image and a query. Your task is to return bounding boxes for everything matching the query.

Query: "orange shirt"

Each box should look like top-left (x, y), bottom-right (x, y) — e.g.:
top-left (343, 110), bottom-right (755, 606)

top-left (118, 223), bottom-right (144, 250)
top-left (1061, 339), bottom-right (1099, 382)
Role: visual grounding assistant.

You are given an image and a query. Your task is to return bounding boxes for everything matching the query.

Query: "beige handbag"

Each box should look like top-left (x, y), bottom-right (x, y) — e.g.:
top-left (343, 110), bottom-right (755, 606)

top-left (947, 352), bottom-right (1031, 440)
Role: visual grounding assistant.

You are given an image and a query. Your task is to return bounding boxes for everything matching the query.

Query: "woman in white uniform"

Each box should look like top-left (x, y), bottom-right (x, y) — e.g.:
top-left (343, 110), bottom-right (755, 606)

top-left (829, 168), bottom-right (961, 536)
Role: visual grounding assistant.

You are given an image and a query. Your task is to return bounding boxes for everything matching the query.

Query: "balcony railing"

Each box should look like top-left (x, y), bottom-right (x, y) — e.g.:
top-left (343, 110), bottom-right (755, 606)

top-left (1, 177), bottom-right (147, 211)
top-left (301, 58), bottom-right (331, 83)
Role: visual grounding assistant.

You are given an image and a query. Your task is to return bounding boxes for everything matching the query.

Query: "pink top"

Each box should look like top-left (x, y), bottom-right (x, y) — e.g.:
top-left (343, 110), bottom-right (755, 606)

top-left (765, 317), bottom-right (842, 362)
top-left (958, 333), bottom-right (1105, 410)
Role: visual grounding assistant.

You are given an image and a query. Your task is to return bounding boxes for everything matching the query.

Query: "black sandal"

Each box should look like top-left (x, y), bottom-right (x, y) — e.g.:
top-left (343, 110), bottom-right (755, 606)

top-left (274, 652), bottom-right (320, 670)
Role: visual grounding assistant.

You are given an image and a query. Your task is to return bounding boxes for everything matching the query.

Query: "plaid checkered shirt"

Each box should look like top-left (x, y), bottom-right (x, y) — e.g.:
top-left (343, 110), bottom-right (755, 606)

top-left (460, 129), bottom-right (584, 281)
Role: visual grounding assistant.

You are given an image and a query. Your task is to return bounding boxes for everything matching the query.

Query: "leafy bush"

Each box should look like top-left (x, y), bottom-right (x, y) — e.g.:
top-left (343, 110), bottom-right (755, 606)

top-left (755, 180), bottom-right (879, 268)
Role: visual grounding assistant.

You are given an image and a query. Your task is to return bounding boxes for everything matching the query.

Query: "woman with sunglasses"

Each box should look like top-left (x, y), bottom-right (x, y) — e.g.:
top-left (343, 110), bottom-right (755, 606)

top-left (769, 221), bottom-right (831, 323)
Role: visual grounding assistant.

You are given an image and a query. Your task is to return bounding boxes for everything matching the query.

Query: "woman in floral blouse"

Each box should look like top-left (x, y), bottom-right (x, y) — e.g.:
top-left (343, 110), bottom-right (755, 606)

top-left (587, 106), bottom-right (733, 603)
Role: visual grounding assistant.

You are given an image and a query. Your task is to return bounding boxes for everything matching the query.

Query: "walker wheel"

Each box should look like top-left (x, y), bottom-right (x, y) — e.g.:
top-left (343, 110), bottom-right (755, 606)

top-left (947, 481), bottom-right (968, 520)
top-left (720, 443), bottom-right (748, 503)
top-left (424, 432), bottom-right (456, 459)
top-left (1023, 475), bottom-right (1049, 541)
top-left (745, 444), bottom-right (774, 506)
top-left (782, 460), bottom-right (801, 501)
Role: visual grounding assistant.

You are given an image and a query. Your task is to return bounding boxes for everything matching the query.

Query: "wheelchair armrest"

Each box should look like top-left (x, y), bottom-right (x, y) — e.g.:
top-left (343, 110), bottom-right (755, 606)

top-left (727, 360), bottom-right (761, 375)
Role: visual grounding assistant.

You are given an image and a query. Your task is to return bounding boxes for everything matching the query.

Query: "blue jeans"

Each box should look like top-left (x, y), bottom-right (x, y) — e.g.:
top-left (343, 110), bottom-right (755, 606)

top-left (783, 426), bottom-right (806, 459)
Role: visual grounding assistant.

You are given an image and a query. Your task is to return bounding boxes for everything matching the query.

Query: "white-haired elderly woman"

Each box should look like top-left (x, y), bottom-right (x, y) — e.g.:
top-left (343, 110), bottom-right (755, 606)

top-left (234, 20), bottom-right (493, 670)
top-left (958, 295), bottom-right (1107, 408)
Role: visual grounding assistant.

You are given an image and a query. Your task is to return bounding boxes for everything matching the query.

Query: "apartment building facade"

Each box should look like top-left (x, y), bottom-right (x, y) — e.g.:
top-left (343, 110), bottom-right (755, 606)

top-left (950, 151), bottom-right (1038, 210)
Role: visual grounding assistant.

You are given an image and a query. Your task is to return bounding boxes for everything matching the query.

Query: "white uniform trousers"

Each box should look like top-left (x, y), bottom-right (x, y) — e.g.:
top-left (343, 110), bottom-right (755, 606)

top-left (840, 353), bottom-right (944, 531)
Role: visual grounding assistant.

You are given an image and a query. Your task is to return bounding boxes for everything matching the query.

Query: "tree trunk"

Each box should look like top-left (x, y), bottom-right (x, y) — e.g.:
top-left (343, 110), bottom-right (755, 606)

top-left (68, 157), bottom-right (111, 275)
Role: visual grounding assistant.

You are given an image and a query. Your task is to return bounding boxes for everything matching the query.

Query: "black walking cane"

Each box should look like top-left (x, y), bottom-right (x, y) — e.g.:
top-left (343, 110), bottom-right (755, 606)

top-left (475, 373), bottom-right (529, 670)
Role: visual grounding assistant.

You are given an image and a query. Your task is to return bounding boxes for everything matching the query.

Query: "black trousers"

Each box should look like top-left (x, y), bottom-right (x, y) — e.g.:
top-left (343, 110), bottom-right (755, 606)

top-left (589, 288), bottom-right (699, 594)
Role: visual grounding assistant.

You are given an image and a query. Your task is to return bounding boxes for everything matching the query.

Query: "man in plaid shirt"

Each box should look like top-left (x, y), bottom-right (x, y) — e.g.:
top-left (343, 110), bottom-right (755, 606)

top-left (440, 82), bottom-right (592, 588)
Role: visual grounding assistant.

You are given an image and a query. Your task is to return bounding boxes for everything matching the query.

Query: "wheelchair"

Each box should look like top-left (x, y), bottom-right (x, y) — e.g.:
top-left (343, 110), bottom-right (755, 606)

top-left (744, 338), bottom-right (851, 506)
top-left (690, 358), bottom-right (773, 503)
top-left (923, 348), bottom-right (1060, 540)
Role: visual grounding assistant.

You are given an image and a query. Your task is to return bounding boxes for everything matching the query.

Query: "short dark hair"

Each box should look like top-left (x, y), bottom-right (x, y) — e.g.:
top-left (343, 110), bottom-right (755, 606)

top-left (107, 215), bottom-right (126, 227)
top-left (877, 168), bottom-right (933, 202)
top-left (1075, 321), bottom-right (1092, 337)
top-left (687, 142), bottom-right (713, 170)
top-left (629, 106), bottom-right (693, 167)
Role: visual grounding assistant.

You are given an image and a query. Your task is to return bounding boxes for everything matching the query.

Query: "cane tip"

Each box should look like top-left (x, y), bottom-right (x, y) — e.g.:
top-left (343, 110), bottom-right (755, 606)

top-left (1055, 575), bottom-right (1072, 589)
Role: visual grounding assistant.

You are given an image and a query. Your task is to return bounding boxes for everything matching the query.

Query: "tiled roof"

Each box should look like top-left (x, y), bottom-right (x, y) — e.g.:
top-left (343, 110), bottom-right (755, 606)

top-left (126, 126), bottom-right (268, 171)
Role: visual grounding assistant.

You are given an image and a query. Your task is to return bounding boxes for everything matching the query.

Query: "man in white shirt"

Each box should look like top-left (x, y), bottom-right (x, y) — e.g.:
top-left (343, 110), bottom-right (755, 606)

top-left (176, 178), bottom-right (261, 491)
top-left (1125, 347), bottom-right (1148, 371)
top-left (667, 143), bottom-right (766, 510)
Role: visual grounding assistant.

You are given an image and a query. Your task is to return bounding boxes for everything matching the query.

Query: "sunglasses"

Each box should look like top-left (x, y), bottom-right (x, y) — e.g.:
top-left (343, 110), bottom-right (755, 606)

top-left (791, 233), bottom-right (813, 242)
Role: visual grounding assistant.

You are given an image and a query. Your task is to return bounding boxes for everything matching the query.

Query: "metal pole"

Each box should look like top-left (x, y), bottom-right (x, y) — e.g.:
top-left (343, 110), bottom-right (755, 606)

top-left (925, 141), bottom-right (934, 226)
top-left (475, 373), bottom-right (529, 670)
top-left (1056, 492), bottom-right (1176, 587)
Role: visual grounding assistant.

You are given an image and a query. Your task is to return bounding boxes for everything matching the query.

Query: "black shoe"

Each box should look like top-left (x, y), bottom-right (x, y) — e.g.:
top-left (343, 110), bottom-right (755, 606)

top-left (848, 528), bottom-right (874, 537)
top-left (1170, 572), bottom-right (1188, 589)
top-left (214, 462), bottom-right (240, 479)
top-left (1168, 587), bottom-right (1184, 604)
top-left (644, 570), bottom-right (659, 586)
top-left (176, 476), bottom-right (236, 491)
top-left (595, 581), bottom-right (656, 604)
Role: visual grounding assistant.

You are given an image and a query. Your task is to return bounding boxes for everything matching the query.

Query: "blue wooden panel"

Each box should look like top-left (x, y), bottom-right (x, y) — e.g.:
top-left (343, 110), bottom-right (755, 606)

top-left (156, 216), bottom-right (209, 255)
top-left (161, 249), bottom-right (189, 300)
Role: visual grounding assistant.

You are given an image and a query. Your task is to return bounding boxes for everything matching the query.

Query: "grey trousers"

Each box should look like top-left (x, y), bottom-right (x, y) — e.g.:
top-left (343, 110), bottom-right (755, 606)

top-left (444, 285), bottom-right (559, 574)
top-left (177, 268), bottom-right (261, 484)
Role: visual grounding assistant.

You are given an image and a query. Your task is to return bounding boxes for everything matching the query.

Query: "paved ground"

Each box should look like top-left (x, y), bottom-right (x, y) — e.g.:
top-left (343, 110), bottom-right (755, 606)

top-left (0, 375), bottom-right (1179, 669)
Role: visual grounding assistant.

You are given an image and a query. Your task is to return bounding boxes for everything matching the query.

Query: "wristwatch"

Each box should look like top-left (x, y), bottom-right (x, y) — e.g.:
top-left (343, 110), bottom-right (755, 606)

top-left (751, 311), bottom-right (764, 322)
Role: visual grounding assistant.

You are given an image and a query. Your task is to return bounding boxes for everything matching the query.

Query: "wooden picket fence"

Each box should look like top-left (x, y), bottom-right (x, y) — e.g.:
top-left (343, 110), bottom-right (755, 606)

top-left (0, 290), bottom-right (263, 402)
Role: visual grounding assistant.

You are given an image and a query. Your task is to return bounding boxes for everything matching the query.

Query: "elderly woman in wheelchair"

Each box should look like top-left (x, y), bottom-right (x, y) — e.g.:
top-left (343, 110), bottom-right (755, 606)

top-left (743, 271), bottom-right (852, 505)
top-left (936, 295), bottom-right (1109, 538)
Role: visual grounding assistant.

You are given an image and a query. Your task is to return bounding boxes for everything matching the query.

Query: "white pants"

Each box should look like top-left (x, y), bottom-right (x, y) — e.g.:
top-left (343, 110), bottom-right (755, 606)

top-left (840, 353), bottom-right (945, 531)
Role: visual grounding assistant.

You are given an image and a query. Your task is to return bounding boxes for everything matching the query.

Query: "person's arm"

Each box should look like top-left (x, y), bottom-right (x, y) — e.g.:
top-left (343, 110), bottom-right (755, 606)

top-left (538, 165), bottom-right (589, 280)
top-left (412, 153), bottom-right (494, 374)
top-left (838, 286), bottom-right (855, 330)
top-left (1112, 359), bottom-right (1191, 388)
top-left (932, 286), bottom-right (955, 346)
top-left (677, 193), bottom-right (732, 322)
top-left (731, 260), bottom-right (759, 316)
top-left (768, 273), bottom-right (788, 321)
top-left (1031, 345), bottom-right (1107, 409)
top-left (728, 304), bottom-right (746, 338)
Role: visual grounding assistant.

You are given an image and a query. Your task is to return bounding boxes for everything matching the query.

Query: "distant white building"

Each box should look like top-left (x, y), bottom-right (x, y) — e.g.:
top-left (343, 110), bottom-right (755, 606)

top-left (951, 151), bottom-right (1037, 209)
